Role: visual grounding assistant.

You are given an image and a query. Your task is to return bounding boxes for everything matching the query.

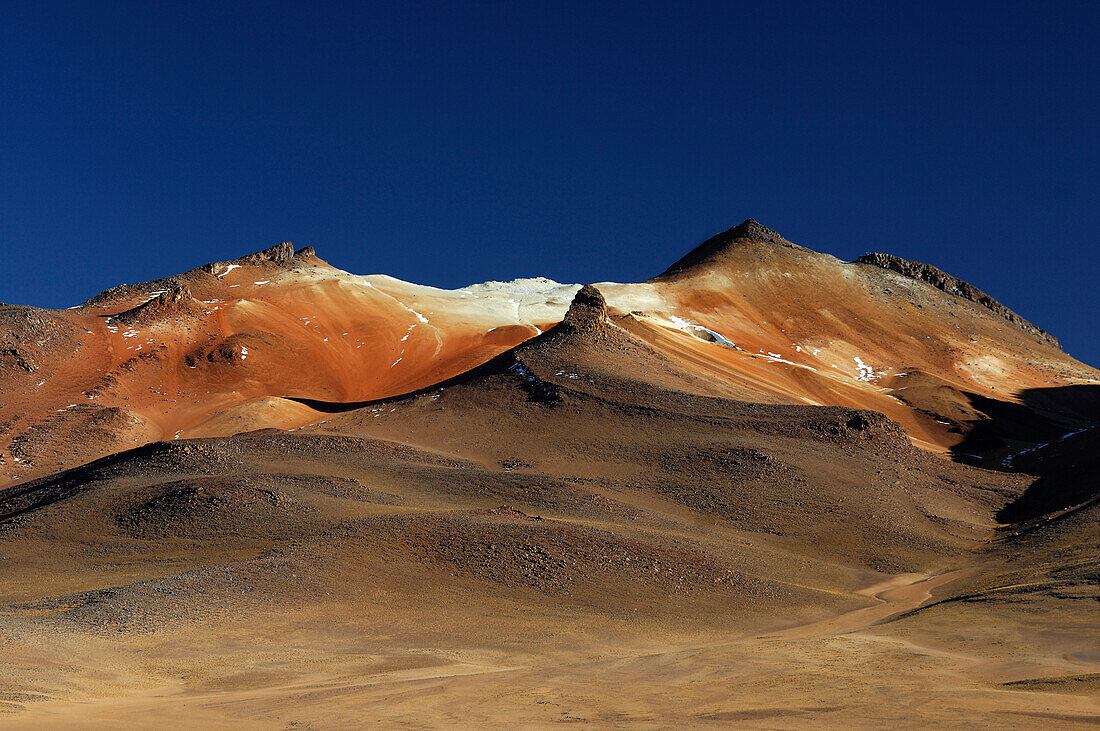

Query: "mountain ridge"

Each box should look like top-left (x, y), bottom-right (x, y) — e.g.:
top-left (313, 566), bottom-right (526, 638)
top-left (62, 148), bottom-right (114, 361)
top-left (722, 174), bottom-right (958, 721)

top-left (1, 220), bottom-right (1095, 489)
top-left (1, 220), bottom-right (1098, 725)
top-left (855, 251), bottom-right (1059, 349)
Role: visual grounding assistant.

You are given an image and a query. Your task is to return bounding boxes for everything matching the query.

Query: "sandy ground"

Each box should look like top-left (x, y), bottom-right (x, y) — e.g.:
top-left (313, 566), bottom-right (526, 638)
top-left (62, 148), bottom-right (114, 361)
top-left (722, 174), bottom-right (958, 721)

top-left (3, 566), bottom-right (1096, 728)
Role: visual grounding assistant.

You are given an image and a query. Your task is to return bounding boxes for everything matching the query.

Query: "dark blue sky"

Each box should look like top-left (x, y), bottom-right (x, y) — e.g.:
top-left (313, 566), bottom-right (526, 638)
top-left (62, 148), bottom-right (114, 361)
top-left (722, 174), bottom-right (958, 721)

top-left (3, 2), bottom-right (1097, 365)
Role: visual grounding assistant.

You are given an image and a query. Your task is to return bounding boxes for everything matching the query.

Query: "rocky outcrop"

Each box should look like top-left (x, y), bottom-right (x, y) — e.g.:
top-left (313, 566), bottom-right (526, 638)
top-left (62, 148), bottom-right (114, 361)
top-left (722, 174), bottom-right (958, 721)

top-left (0, 306), bottom-right (74, 348)
top-left (239, 241), bottom-right (295, 265)
top-left (113, 282), bottom-right (197, 325)
top-left (855, 252), bottom-right (1060, 350)
top-left (655, 219), bottom-right (808, 279)
top-left (200, 241), bottom-right (310, 276)
top-left (80, 243), bottom-right (318, 312)
top-left (81, 284), bottom-right (139, 310)
top-left (184, 334), bottom-right (255, 368)
top-left (0, 306), bottom-right (77, 373)
top-left (82, 276), bottom-right (197, 312)
top-left (559, 285), bottom-right (608, 334)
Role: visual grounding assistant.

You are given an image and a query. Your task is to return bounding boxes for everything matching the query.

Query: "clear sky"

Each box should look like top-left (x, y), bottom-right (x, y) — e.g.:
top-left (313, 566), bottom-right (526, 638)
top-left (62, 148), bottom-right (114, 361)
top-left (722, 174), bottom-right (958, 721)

top-left (2, 2), bottom-right (1097, 365)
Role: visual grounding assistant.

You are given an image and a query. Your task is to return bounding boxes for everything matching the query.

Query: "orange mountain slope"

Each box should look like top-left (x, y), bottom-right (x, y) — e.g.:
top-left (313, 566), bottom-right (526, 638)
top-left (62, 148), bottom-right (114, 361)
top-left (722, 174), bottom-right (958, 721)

top-left (2, 221), bottom-right (1096, 485)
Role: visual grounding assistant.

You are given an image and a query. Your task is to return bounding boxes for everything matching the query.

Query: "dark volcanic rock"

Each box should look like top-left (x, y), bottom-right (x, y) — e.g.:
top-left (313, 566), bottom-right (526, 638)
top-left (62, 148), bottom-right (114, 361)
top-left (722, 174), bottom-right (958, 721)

top-left (81, 284), bottom-right (139, 310)
top-left (238, 241), bottom-right (295, 265)
top-left (0, 306), bottom-right (74, 349)
top-left (855, 252), bottom-right (1060, 350)
top-left (560, 285), bottom-right (608, 333)
top-left (81, 276), bottom-right (198, 312)
top-left (0, 306), bottom-right (77, 373)
top-left (200, 241), bottom-right (309, 276)
top-left (184, 333), bottom-right (256, 367)
top-left (114, 282), bottom-right (196, 325)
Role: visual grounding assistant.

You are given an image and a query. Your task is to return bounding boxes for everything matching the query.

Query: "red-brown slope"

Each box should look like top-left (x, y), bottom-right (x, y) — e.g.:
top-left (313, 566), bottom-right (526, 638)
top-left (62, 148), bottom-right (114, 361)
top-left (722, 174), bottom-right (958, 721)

top-left (2, 223), bottom-right (1096, 484)
top-left (627, 220), bottom-right (1098, 453)
top-left (0, 245), bottom-right (557, 484)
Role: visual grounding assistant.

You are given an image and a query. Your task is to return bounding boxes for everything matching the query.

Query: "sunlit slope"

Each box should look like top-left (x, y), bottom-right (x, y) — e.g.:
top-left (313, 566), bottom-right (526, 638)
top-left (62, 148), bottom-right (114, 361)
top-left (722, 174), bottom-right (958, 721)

top-left (617, 220), bottom-right (1097, 452)
top-left (2, 223), bottom-right (1096, 483)
top-left (0, 245), bottom-right (573, 483)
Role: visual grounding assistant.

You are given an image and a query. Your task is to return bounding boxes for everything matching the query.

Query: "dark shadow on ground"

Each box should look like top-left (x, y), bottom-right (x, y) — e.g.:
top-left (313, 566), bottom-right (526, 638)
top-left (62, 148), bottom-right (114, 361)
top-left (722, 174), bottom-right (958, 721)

top-left (965, 384), bottom-right (1100, 524)
top-left (950, 385), bottom-right (1099, 467)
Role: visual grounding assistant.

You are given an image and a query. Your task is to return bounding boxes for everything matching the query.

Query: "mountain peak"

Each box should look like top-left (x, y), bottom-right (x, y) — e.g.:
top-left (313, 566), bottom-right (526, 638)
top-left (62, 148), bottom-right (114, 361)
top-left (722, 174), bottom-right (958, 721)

top-left (238, 241), bottom-right (296, 265)
top-left (727, 218), bottom-right (787, 243)
top-left (198, 242), bottom-right (319, 277)
top-left (654, 218), bottom-right (806, 280)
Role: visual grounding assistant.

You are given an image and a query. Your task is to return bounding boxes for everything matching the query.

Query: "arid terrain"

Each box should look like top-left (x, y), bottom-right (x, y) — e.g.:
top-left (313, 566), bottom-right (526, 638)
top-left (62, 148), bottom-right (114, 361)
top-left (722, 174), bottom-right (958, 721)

top-left (1, 220), bottom-right (1097, 727)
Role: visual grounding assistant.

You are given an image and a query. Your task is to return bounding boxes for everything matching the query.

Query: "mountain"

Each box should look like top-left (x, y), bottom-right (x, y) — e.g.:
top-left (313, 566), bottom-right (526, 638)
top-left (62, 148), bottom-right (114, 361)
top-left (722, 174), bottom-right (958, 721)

top-left (0, 222), bottom-right (1097, 726)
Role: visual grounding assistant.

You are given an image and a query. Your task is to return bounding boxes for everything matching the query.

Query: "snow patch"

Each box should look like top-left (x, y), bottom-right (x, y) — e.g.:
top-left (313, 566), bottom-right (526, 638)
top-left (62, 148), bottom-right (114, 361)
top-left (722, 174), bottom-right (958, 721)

top-left (396, 301), bottom-right (429, 323)
top-left (854, 357), bottom-right (876, 382)
top-left (757, 351), bottom-right (819, 371)
top-left (667, 315), bottom-right (738, 349)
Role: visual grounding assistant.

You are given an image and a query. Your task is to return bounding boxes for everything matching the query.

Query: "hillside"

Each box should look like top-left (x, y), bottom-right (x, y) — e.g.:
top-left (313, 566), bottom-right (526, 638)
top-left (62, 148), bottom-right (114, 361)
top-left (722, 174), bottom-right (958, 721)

top-left (0, 222), bottom-right (1097, 726)
top-left (2, 221), bottom-right (1095, 486)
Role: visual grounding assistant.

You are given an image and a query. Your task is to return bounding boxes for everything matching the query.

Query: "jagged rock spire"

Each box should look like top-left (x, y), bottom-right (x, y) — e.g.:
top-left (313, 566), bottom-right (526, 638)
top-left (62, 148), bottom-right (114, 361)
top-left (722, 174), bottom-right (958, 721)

top-left (560, 284), bottom-right (607, 333)
top-left (200, 241), bottom-right (314, 276)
